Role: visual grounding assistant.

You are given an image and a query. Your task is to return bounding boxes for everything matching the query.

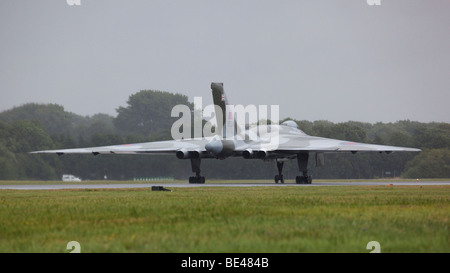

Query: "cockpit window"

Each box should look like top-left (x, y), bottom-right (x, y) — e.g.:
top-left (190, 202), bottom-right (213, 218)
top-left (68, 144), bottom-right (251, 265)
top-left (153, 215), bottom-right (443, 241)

top-left (281, 120), bottom-right (306, 135)
top-left (281, 120), bottom-right (298, 128)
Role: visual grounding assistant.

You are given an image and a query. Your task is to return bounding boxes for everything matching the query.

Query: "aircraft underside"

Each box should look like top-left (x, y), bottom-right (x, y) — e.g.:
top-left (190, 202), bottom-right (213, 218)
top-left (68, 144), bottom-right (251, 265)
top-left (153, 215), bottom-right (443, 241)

top-left (187, 152), bottom-right (313, 184)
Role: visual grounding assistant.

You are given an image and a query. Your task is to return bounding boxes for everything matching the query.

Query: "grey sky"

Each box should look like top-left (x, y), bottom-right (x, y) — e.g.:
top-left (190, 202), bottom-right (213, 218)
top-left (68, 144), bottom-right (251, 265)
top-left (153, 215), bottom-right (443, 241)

top-left (1, 0), bottom-right (449, 123)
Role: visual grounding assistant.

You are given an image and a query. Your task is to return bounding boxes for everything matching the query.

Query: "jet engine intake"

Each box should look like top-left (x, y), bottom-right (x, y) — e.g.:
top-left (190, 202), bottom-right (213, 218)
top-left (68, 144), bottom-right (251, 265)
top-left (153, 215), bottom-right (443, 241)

top-left (176, 149), bottom-right (201, 159)
top-left (176, 149), bottom-right (189, 159)
top-left (243, 149), bottom-right (254, 159)
top-left (256, 150), bottom-right (268, 159)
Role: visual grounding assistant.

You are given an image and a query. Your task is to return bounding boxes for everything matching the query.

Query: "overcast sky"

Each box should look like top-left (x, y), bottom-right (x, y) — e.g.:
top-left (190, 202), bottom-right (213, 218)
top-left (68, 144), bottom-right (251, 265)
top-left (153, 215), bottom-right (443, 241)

top-left (1, 0), bottom-right (449, 123)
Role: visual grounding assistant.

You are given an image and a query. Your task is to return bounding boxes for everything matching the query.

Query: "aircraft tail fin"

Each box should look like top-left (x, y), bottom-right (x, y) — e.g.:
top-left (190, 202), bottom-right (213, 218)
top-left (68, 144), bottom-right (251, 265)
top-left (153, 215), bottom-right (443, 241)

top-left (211, 82), bottom-right (227, 132)
top-left (211, 82), bottom-right (240, 138)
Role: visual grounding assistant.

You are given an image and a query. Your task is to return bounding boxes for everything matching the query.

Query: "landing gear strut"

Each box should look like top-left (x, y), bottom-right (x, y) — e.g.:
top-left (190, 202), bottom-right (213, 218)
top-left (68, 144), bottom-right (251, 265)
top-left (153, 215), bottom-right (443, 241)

top-left (189, 158), bottom-right (205, 184)
top-left (274, 161), bottom-right (284, 184)
top-left (295, 153), bottom-right (312, 184)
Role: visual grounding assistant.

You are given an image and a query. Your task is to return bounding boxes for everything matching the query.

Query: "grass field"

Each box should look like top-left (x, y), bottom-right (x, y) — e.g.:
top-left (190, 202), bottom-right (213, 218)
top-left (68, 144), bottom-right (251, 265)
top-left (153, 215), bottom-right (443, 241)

top-left (0, 183), bottom-right (448, 253)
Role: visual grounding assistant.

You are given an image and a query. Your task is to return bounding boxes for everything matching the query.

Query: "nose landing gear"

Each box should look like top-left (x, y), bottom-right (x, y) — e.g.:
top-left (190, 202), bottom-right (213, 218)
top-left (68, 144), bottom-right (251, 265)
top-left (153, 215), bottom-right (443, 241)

top-left (274, 161), bottom-right (284, 184)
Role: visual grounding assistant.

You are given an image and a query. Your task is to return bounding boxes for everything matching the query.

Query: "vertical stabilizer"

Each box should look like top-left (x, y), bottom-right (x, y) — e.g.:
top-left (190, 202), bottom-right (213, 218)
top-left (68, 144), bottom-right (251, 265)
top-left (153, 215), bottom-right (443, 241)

top-left (211, 82), bottom-right (238, 138)
top-left (211, 82), bottom-right (227, 132)
top-left (211, 82), bottom-right (247, 139)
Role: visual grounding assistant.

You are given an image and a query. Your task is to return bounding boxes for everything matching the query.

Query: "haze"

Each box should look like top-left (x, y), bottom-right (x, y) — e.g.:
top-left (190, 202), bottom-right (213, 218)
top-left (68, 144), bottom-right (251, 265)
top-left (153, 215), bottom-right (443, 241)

top-left (1, 0), bottom-right (449, 123)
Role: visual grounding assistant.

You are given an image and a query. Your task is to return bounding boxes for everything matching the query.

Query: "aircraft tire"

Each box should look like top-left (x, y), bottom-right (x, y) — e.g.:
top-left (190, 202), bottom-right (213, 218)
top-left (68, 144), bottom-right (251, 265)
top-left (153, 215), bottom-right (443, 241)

top-left (295, 176), bottom-right (311, 184)
top-left (189, 176), bottom-right (206, 184)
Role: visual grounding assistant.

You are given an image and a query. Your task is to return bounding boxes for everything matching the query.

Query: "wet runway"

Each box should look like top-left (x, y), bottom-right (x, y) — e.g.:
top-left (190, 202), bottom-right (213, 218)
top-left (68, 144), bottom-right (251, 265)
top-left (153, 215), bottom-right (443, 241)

top-left (1, 181), bottom-right (449, 190)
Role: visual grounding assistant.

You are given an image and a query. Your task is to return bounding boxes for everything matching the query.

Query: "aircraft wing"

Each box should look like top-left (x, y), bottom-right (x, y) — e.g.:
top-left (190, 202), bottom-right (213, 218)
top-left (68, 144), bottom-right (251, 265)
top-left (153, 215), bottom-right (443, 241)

top-left (260, 136), bottom-right (421, 154)
top-left (31, 138), bottom-right (210, 156)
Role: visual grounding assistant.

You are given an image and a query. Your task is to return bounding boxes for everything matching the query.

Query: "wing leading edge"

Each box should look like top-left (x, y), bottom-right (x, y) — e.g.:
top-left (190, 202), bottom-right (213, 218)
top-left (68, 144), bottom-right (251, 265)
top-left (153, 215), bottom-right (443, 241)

top-left (31, 139), bottom-right (209, 156)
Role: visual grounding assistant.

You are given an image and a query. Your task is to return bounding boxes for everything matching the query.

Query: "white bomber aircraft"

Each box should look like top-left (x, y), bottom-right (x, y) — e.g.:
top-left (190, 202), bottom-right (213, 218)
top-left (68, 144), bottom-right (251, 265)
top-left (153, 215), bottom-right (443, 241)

top-left (32, 83), bottom-right (421, 184)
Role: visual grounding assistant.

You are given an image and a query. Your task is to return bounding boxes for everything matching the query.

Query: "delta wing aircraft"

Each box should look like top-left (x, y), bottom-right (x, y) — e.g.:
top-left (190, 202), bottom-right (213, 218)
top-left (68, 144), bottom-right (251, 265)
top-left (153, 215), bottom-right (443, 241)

top-left (32, 83), bottom-right (421, 184)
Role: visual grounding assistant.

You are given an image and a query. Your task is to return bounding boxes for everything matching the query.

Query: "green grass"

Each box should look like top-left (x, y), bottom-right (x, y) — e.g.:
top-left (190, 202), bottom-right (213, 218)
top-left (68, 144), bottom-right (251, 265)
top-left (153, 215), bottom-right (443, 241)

top-left (0, 185), bottom-right (448, 253)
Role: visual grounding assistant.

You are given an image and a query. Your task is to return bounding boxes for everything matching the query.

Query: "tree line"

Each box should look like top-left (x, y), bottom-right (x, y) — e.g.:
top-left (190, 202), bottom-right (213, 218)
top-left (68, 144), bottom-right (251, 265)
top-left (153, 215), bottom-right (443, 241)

top-left (0, 90), bottom-right (448, 180)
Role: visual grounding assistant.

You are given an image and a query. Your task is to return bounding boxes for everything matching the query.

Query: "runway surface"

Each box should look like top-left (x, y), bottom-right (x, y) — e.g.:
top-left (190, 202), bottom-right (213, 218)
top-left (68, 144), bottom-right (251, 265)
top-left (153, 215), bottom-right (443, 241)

top-left (1, 181), bottom-right (449, 190)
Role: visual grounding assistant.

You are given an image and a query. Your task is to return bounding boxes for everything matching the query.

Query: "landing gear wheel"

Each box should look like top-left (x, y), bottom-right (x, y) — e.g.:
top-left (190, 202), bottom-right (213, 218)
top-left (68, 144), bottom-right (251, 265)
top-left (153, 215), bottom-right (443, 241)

top-left (274, 174), bottom-right (284, 184)
top-left (273, 174), bottom-right (284, 184)
top-left (296, 175), bottom-right (312, 184)
top-left (189, 176), bottom-right (205, 184)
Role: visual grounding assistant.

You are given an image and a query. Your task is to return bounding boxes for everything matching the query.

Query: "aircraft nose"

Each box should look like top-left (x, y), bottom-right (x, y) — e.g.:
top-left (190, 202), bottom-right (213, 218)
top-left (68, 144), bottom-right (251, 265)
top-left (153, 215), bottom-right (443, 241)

top-left (205, 139), bottom-right (223, 156)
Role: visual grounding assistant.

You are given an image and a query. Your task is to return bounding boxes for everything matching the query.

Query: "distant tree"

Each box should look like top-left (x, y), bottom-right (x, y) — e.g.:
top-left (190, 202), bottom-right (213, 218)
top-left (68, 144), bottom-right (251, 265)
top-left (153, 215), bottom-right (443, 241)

top-left (387, 131), bottom-right (413, 147)
top-left (403, 149), bottom-right (450, 178)
top-left (311, 120), bottom-right (335, 137)
top-left (2, 91), bottom-right (449, 180)
top-left (332, 122), bottom-right (367, 142)
top-left (114, 90), bottom-right (193, 138)
top-left (0, 120), bottom-right (58, 180)
top-left (412, 123), bottom-right (450, 149)
top-left (0, 103), bottom-right (117, 147)
top-left (0, 103), bottom-right (73, 136)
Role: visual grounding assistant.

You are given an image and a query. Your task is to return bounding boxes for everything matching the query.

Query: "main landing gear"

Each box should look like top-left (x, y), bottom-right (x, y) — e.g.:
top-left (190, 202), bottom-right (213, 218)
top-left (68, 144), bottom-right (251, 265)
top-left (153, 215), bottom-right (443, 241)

top-left (295, 172), bottom-right (312, 184)
top-left (274, 161), bottom-right (284, 183)
top-left (189, 158), bottom-right (205, 184)
top-left (189, 175), bottom-right (205, 184)
top-left (273, 153), bottom-right (312, 184)
top-left (295, 153), bottom-right (312, 184)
